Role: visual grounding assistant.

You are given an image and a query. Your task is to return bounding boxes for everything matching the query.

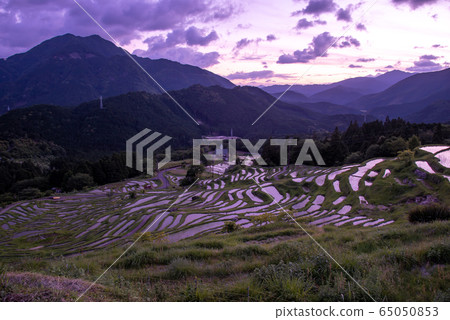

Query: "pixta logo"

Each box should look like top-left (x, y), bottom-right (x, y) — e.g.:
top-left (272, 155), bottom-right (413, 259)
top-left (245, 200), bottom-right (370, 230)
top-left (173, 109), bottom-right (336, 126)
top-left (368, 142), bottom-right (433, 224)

top-left (192, 138), bottom-right (325, 166)
top-left (126, 129), bottom-right (172, 176)
top-left (126, 129), bottom-right (325, 175)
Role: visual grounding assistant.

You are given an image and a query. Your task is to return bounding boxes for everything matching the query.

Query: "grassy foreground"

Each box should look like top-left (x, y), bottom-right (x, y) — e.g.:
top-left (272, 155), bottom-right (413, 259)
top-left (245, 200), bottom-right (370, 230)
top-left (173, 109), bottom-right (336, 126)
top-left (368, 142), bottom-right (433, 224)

top-left (1, 216), bottom-right (449, 302)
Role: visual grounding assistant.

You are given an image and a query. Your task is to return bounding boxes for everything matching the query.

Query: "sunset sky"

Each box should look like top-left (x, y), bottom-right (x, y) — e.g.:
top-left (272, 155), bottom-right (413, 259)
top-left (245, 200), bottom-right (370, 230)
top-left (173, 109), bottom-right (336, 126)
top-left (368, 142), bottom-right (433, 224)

top-left (1, 0), bottom-right (449, 85)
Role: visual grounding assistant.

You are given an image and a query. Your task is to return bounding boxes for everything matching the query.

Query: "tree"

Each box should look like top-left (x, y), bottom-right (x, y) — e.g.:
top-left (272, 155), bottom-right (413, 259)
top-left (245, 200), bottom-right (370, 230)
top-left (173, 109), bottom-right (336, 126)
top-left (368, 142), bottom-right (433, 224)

top-left (180, 165), bottom-right (204, 186)
top-left (407, 135), bottom-right (421, 150)
top-left (64, 173), bottom-right (95, 191)
top-left (325, 127), bottom-right (349, 165)
top-left (398, 149), bottom-right (414, 166)
top-left (381, 136), bottom-right (407, 157)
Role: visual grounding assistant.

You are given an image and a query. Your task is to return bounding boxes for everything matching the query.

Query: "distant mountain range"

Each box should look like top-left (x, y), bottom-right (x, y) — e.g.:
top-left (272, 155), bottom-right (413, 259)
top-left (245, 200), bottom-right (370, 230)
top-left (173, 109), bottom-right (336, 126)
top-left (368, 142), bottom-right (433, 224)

top-left (0, 34), bottom-right (234, 112)
top-left (262, 70), bottom-right (413, 102)
top-left (263, 68), bottom-right (450, 123)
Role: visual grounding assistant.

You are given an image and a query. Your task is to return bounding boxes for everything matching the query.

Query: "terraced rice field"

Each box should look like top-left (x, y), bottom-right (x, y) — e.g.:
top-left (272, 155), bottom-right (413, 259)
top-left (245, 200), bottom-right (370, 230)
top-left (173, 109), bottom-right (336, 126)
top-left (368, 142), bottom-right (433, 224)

top-left (1, 146), bottom-right (449, 257)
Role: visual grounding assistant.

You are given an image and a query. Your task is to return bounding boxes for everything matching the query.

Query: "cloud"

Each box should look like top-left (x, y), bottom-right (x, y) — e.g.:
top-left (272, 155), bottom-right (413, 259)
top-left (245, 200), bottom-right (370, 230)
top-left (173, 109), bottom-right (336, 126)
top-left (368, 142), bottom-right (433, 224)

top-left (336, 5), bottom-right (353, 22)
top-left (237, 23), bottom-right (251, 29)
top-left (226, 70), bottom-right (275, 80)
top-left (185, 26), bottom-right (218, 46)
top-left (356, 23), bottom-right (367, 31)
top-left (234, 37), bottom-right (265, 52)
top-left (277, 32), bottom-right (360, 64)
top-left (235, 38), bottom-right (253, 50)
top-left (338, 36), bottom-right (360, 48)
top-left (140, 46), bottom-right (220, 68)
top-left (135, 26), bottom-right (221, 67)
top-left (357, 58), bottom-right (375, 62)
top-left (300, 0), bottom-right (338, 16)
top-left (432, 44), bottom-right (446, 48)
top-left (226, 70), bottom-right (293, 80)
top-left (406, 54), bottom-right (443, 72)
top-left (295, 18), bottom-right (315, 30)
top-left (0, 0), bottom-right (237, 57)
top-left (391, 0), bottom-right (439, 9)
top-left (420, 54), bottom-right (439, 60)
top-left (266, 34), bottom-right (277, 41)
top-left (294, 18), bottom-right (327, 30)
top-left (314, 19), bottom-right (328, 25)
top-left (349, 64), bottom-right (363, 68)
top-left (385, 65), bottom-right (394, 68)
top-left (138, 26), bottom-right (218, 50)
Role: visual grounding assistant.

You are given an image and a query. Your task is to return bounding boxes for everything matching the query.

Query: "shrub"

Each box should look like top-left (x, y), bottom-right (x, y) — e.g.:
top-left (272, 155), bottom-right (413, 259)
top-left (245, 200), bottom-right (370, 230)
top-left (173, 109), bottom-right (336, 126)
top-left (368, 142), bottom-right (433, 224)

top-left (252, 261), bottom-right (313, 301)
top-left (407, 135), bottom-right (421, 150)
top-left (425, 243), bottom-right (450, 264)
top-left (252, 261), bottom-right (304, 286)
top-left (194, 240), bottom-right (224, 250)
top-left (180, 249), bottom-right (214, 261)
top-left (64, 173), bottom-right (94, 191)
top-left (226, 245), bottom-right (269, 259)
top-left (17, 188), bottom-right (42, 200)
top-left (408, 205), bottom-right (450, 223)
top-left (166, 258), bottom-right (196, 279)
top-left (116, 250), bottom-right (157, 269)
top-left (223, 221), bottom-right (238, 233)
top-left (269, 242), bottom-right (305, 264)
top-left (129, 191), bottom-right (137, 199)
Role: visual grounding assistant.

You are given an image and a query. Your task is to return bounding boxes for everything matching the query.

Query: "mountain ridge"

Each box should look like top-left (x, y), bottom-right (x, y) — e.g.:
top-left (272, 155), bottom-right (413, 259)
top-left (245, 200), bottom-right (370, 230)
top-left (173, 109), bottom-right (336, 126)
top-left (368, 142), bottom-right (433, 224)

top-left (0, 34), bottom-right (235, 112)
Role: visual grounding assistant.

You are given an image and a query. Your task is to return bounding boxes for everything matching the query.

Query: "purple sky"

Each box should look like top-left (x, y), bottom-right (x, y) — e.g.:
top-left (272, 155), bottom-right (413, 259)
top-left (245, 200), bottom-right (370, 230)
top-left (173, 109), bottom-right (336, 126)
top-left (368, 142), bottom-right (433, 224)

top-left (1, 0), bottom-right (449, 85)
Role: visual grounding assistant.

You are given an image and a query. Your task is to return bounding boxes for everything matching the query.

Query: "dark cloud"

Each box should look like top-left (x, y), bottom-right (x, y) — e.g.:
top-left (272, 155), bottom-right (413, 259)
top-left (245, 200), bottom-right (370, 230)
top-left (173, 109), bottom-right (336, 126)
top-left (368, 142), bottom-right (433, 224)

top-left (226, 70), bottom-right (274, 80)
top-left (385, 65), bottom-right (394, 68)
top-left (338, 36), bottom-right (360, 48)
top-left (314, 19), bottom-right (328, 25)
top-left (266, 34), bottom-right (277, 41)
top-left (234, 37), bottom-right (264, 52)
top-left (349, 64), bottom-right (363, 68)
top-left (134, 26), bottom-right (220, 68)
top-left (136, 45), bottom-right (220, 68)
top-left (356, 23), bottom-right (367, 31)
top-left (407, 54), bottom-right (443, 72)
top-left (432, 44), bottom-right (446, 48)
top-left (420, 54), bottom-right (439, 60)
top-left (336, 5), bottom-right (353, 22)
top-left (295, 18), bottom-right (315, 30)
top-left (295, 18), bottom-right (328, 30)
top-left (277, 32), bottom-right (360, 64)
top-left (138, 26), bottom-right (218, 50)
top-left (0, 0), bottom-right (237, 57)
top-left (391, 0), bottom-right (439, 9)
top-left (235, 38), bottom-right (253, 50)
top-left (300, 0), bottom-right (338, 16)
top-left (185, 27), bottom-right (218, 46)
top-left (227, 70), bottom-right (293, 80)
top-left (357, 58), bottom-right (375, 62)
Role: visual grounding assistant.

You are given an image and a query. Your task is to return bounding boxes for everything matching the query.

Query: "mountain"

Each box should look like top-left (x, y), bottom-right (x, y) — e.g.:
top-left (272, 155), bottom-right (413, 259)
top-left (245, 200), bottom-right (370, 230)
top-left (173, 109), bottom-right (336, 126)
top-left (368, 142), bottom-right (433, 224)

top-left (405, 100), bottom-right (450, 124)
top-left (0, 85), bottom-right (368, 158)
top-left (0, 34), bottom-right (234, 112)
top-left (272, 90), bottom-right (309, 104)
top-left (308, 85), bottom-right (363, 105)
top-left (261, 70), bottom-right (413, 99)
top-left (350, 68), bottom-right (450, 109)
top-left (293, 101), bottom-right (361, 116)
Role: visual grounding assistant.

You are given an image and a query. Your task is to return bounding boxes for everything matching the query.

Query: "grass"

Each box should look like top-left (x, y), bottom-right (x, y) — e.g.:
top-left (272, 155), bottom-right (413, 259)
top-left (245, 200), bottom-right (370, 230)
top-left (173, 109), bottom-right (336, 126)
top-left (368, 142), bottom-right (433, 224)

top-left (1, 217), bottom-right (449, 302)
